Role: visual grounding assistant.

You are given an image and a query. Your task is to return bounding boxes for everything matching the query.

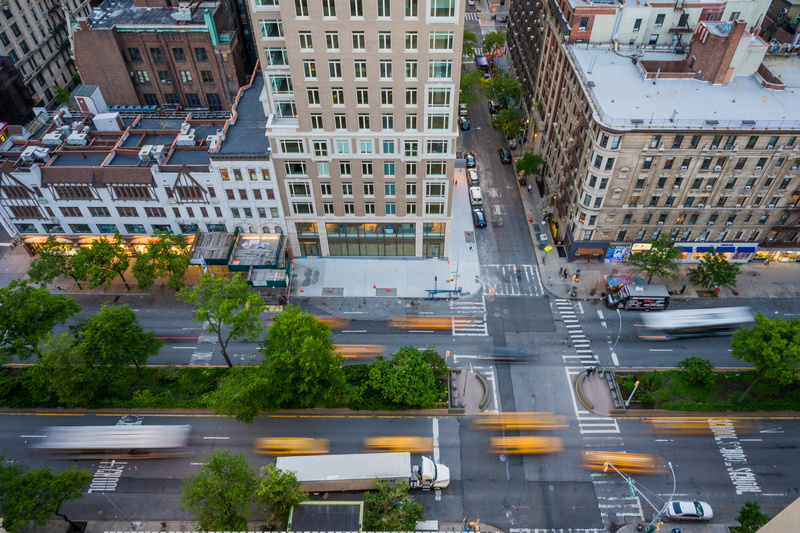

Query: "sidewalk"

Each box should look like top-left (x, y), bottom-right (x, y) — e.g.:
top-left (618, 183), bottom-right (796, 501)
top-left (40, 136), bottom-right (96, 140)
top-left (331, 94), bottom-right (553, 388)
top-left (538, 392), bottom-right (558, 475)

top-left (289, 167), bottom-right (482, 299)
top-left (516, 180), bottom-right (800, 302)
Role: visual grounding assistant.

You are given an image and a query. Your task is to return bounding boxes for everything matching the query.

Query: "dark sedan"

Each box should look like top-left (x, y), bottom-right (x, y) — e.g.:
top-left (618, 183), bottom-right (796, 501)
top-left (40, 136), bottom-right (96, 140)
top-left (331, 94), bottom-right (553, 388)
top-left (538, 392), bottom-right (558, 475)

top-left (472, 208), bottom-right (486, 228)
top-left (460, 116), bottom-right (470, 131)
top-left (499, 148), bottom-right (512, 163)
top-left (465, 152), bottom-right (477, 168)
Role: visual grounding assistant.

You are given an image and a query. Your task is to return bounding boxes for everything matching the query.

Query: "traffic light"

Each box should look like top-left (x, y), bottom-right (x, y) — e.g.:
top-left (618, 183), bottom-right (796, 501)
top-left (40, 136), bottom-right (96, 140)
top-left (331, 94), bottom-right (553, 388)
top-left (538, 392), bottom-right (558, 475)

top-left (491, 7), bottom-right (496, 11)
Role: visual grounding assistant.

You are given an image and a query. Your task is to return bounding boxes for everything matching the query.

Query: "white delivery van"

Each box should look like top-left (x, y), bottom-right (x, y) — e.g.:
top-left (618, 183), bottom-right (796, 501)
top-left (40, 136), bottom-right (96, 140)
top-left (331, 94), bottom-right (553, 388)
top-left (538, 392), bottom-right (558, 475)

top-left (469, 187), bottom-right (483, 206)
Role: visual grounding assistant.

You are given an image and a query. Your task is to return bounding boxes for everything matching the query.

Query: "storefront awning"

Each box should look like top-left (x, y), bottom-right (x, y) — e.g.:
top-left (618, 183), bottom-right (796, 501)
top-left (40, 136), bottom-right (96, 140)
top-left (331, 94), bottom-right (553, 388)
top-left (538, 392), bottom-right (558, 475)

top-left (681, 246), bottom-right (693, 252)
top-left (737, 247), bottom-right (756, 253)
top-left (576, 248), bottom-right (604, 255)
top-left (695, 247), bottom-right (712, 253)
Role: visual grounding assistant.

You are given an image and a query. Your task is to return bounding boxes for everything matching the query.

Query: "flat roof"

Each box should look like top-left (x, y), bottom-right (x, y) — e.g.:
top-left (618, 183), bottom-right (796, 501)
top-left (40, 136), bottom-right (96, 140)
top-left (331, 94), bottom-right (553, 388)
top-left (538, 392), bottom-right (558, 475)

top-left (290, 502), bottom-right (362, 532)
top-left (570, 47), bottom-right (800, 131)
top-left (87, 0), bottom-right (210, 28)
top-left (216, 72), bottom-right (270, 156)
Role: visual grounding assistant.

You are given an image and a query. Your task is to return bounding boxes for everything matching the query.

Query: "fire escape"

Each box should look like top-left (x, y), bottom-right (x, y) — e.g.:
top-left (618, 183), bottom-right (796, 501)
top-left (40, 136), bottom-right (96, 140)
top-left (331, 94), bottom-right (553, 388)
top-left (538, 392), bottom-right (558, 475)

top-left (669, 1), bottom-right (693, 52)
top-left (555, 114), bottom-right (588, 218)
top-left (769, 189), bottom-right (800, 243)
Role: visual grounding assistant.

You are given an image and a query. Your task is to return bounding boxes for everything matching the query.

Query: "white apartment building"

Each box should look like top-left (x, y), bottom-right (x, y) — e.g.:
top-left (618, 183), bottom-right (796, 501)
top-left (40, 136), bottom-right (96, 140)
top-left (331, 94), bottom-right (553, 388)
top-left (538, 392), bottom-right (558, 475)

top-left (250, 0), bottom-right (464, 258)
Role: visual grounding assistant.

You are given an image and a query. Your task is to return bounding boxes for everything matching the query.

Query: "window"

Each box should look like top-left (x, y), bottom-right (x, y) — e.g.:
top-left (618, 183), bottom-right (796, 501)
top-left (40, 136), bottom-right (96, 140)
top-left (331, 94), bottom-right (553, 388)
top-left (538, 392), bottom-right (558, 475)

top-left (360, 140), bottom-right (372, 154)
top-left (671, 135), bottom-right (683, 149)
top-left (322, 0), bottom-right (336, 17)
top-left (280, 140), bottom-right (305, 154)
top-left (426, 140), bottom-right (446, 154)
top-left (344, 203), bottom-right (355, 214)
top-left (350, 0), bottom-right (363, 16)
top-left (405, 60), bottom-right (418, 80)
top-left (583, 194), bottom-right (592, 207)
top-left (429, 31), bottom-right (454, 50)
top-left (405, 88), bottom-right (417, 106)
top-left (701, 157), bottom-right (712, 170)
top-left (171, 47), bottom-right (186, 62)
top-left (746, 136), bottom-right (758, 149)
top-left (334, 114), bottom-right (346, 130)
top-left (380, 60), bottom-right (392, 79)
top-left (657, 177), bottom-right (667, 189)
top-left (179, 71), bottom-right (192, 84)
top-left (381, 88), bottom-right (393, 105)
top-left (342, 183), bottom-right (353, 196)
top-left (427, 161), bottom-right (446, 176)
top-left (150, 47), bottom-right (164, 62)
top-left (296, 0), bottom-right (309, 16)
top-left (406, 182), bottom-right (417, 196)
top-left (406, 114), bottom-right (417, 130)
top-left (599, 178), bottom-right (608, 190)
top-left (427, 114), bottom-right (449, 130)
top-left (261, 20), bottom-right (284, 38)
top-left (429, 59), bottom-right (452, 79)
top-left (779, 177), bottom-right (792, 190)
top-left (684, 196), bottom-right (694, 207)
top-left (340, 162), bottom-right (352, 175)
top-left (329, 59), bottom-right (342, 79)
top-left (323, 203), bottom-right (335, 214)
top-left (407, 203), bottom-right (417, 214)
top-left (377, 0), bottom-right (390, 17)
top-left (755, 157), bottom-right (767, 170)
top-left (317, 162), bottom-right (330, 176)
top-left (384, 161), bottom-right (395, 176)
top-left (648, 34), bottom-right (658, 45)
top-left (299, 31), bottom-right (313, 49)
top-left (776, 157), bottom-right (786, 169)
top-left (356, 88), bottom-right (369, 105)
top-left (405, 141), bottom-right (418, 158)
top-left (430, 0), bottom-right (454, 17)
top-left (164, 93), bottom-right (179, 105)
top-left (427, 87), bottom-right (451, 107)
top-left (594, 155), bottom-right (603, 168)
top-left (265, 47), bottom-right (289, 65)
top-left (136, 71), bottom-right (150, 83)
top-left (331, 87), bottom-right (345, 105)
top-left (285, 161), bottom-right (307, 175)
top-left (633, 18), bottom-right (641, 32)
top-left (89, 206), bottom-right (111, 217)
top-left (382, 114), bottom-right (394, 129)
top-left (358, 114), bottom-right (370, 130)
top-left (386, 202), bottom-right (396, 214)
top-left (325, 31), bottom-right (339, 50)
top-left (10, 23), bottom-right (20, 38)
top-left (650, 135), bottom-right (661, 148)
top-left (158, 70), bottom-right (172, 84)
top-left (383, 140), bottom-right (395, 154)
top-left (663, 157), bottom-right (675, 170)
top-left (768, 136), bottom-right (778, 149)
top-left (406, 162), bottom-right (417, 176)
top-left (201, 70), bottom-right (214, 83)
top-left (642, 157), bottom-right (653, 170)
top-left (313, 141), bottom-right (329, 157)
top-left (605, 158), bottom-right (615, 171)
top-left (337, 140), bottom-right (350, 154)
top-left (303, 60), bottom-right (317, 79)
top-left (385, 182), bottom-right (396, 196)
top-left (405, 0), bottom-right (417, 17)
top-left (379, 31), bottom-right (392, 50)
top-left (405, 32), bottom-right (418, 51)
top-left (689, 135), bottom-right (701, 149)
top-left (354, 59), bottom-right (367, 79)
top-left (352, 31), bottom-right (365, 50)
top-left (194, 48), bottom-right (209, 62)
top-left (611, 136), bottom-right (621, 149)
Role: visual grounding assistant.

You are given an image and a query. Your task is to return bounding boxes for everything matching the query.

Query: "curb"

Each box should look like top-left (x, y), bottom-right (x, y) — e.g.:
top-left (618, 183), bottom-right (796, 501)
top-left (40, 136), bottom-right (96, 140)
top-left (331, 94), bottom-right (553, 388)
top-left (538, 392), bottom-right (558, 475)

top-left (575, 374), bottom-right (594, 411)
top-left (0, 406), bottom-right (453, 417)
top-left (619, 409), bottom-right (800, 418)
top-left (475, 371), bottom-right (491, 411)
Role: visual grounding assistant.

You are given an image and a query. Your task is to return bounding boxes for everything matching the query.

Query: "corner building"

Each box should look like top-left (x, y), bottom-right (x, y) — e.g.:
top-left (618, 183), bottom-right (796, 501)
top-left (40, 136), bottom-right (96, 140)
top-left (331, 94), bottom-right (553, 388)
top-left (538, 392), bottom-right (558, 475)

top-left (251, 0), bottom-right (463, 257)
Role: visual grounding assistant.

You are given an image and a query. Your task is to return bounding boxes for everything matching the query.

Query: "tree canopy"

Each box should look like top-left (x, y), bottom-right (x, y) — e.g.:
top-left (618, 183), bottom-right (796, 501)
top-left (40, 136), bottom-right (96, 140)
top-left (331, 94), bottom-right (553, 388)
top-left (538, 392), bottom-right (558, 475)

top-left (481, 73), bottom-right (523, 109)
top-left (689, 248), bottom-right (741, 290)
top-left (459, 68), bottom-right (483, 105)
top-left (28, 236), bottom-right (90, 290)
top-left (731, 312), bottom-right (800, 401)
top-left (628, 234), bottom-right (684, 284)
top-left (180, 449), bottom-right (258, 531)
top-left (363, 480), bottom-right (425, 531)
top-left (480, 31), bottom-right (506, 64)
top-left (515, 152), bottom-right (545, 177)
top-left (462, 30), bottom-right (479, 56)
top-left (734, 501), bottom-right (770, 533)
top-left (0, 279), bottom-right (80, 362)
top-left (0, 455), bottom-right (92, 532)
top-left (492, 108), bottom-right (524, 141)
top-left (255, 464), bottom-right (307, 528)
top-left (132, 230), bottom-right (190, 291)
top-left (364, 346), bottom-right (444, 408)
top-left (179, 273), bottom-right (266, 367)
top-left (81, 232), bottom-right (132, 290)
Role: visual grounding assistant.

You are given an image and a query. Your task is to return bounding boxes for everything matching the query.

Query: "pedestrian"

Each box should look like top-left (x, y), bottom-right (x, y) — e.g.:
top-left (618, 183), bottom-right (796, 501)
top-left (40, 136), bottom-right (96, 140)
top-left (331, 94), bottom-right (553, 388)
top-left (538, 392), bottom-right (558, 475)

top-left (548, 277), bottom-right (552, 286)
top-left (585, 367), bottom-right (592, 377)
top-left (559, 267), bottom-right (564, 276)
top-left (528, 184), bottom-right (532, 195)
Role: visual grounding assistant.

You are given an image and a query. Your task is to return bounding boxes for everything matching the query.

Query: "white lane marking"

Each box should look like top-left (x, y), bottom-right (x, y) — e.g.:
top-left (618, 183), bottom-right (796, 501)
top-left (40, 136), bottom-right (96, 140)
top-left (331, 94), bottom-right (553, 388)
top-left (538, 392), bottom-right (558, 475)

top-left (762, 493), bottom-right (786, 496)
top-left (611, 352), bottom-right (619, 366)
top-left (21, 435), bottom-right (46, 438)
top-left (597, 310), bottom-right (605, 320)
top-left (432, 418), bottom-right (442, 502)
top-left (172, 346), bottom-right (196, 349)
top-left (190, 462), bottom-right (206, 465)
top-left (649, 349), bottom-right (673, 352)
top-left (410, 330), bottom-right (435, 333)
top-left (342, 330), bottom-right (368, 333)
top-left (203, 437), bottom-right (230, 440)
top-left (418, 311), bottom-right (435, 315)
top-left (740, 439), bottom-right (763, 442)
top-left (710, 419), bottom-right (762, 495)
top-left (343, 311), bottom-right (365, 314)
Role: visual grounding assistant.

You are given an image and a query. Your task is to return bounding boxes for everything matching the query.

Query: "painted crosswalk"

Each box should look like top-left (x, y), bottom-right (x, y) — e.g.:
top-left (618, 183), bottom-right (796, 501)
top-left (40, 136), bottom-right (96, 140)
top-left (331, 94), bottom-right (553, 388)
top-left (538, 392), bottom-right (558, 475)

top-left (555, 299), bottom-right (598, 368)
top-left (450, 298), bottom-right (489, 336)
top-left (482, 264), bottom-right (542, 296)
top-left (592, 477), bottom-right (645, 523)
top-left (510, 529), bottom-right (605, 533)
top-left (565, 367), bottom-right (620, 434)
top-left (465, 12), bottom-right (479, 20)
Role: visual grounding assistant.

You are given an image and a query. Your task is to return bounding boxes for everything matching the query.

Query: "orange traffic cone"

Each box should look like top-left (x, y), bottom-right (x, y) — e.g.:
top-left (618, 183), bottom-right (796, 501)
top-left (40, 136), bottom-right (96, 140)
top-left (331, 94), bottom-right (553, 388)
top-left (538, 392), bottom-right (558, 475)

top-left (387, 288), bottom-right (390, 292)
top-left (373, 284), bottom-right (376, 289)
top-left (329, 289), bottom-right (332, 293)
top-left (528, 216), bottom-right (533, 222)
top-left (300, 288), bottom-right (304, 293)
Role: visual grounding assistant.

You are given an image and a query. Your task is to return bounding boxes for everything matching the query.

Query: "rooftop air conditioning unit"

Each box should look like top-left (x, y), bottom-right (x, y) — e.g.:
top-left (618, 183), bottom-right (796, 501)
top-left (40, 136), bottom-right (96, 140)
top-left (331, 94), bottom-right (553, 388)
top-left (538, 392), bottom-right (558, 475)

top-left (579, 26), bottom-right (586, 31)
top-left (698, 203), bottom-right (705, 208)
top-left (726, 221), bottom-right (733, 225)
top-left (21, 146), bottom-right (38, 162)
top-left (673, 185), bottom-right (680, 189)
top-left (152, 145), bottom-right (166, 164)
top-left (745, 185), bottom-right (752, 190)
top-left (680, 165), bottom-right (688, 169)
top-left (42, 132), bottom-right (67, 145)
top-left (709, 221), bottom-right (715, 225)
top-left (706, 185), bottom-right (713, 190)
top-left (768, 203), bottom-right (775, 208)
top-left (767, 145), bottom-right (774, 149)
top-left (658, 221), bottom-right (664, 225)
top-left (138, 145), bottom-right (154, 162)
top-left (792, 165), bottom-right (798, 170)
top-left (714, 165), bottom-right (722, 171)
top-left (66, 132), bottom-right (88, 146)
top-left (736, 203), bottom-right (742, 208)
top-left (755, 166), bottom-right (763, 170)
top-left (176, 134), bottom-right (196, 146)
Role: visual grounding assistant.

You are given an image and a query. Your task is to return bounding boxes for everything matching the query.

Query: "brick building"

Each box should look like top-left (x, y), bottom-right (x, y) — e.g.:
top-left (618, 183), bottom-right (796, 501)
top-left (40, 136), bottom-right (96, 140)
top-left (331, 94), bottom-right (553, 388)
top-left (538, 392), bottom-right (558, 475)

top-left (72, 0), bottom-right (250, 111)
top-left (0, 56), bottom-right (34, 124)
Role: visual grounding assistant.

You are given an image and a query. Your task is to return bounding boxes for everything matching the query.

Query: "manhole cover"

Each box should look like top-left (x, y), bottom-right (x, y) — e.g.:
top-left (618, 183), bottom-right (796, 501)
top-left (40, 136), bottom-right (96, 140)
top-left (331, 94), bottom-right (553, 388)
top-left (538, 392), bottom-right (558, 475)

top-left (494, 312), bottom-right (501, 317)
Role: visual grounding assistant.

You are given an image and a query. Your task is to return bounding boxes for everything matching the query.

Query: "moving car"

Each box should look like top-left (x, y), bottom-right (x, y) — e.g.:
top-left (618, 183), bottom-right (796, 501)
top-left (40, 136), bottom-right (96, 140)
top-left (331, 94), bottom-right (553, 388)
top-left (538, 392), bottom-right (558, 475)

top-left (472, 412), bottom-right (567, 431)
top-left (254, 437), bottom-right (330, 456)
top-left (581, 451), bottom-right (667, 475)
top-left (467, 168), bottom-right (479, 185)
top-left (488, 436), bottom-right (563, 455)
top-left (465, 152), bottom-right (476, 168)
top-left (666, 500), bottom-right (713, 521)
top-left (499, 148), bottom-right (512, 163)
top-left (459, 103), bottom-right (469, 117)
top-left (499, 15), bottom-right (508, 23)
top-left (472, 207), bottom-right (486, 228)
top-left (363, 436), bottom-right (434, 453)
top-left (459, 116), bottom-right (470, 131)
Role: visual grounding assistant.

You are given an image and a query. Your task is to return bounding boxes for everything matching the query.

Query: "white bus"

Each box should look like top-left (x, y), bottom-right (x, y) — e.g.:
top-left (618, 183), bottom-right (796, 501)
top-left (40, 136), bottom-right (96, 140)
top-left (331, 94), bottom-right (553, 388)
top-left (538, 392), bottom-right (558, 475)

top-left (32, 425), bottom-right (192, 458)
top-left (637, 306), bottom-right (754, 339)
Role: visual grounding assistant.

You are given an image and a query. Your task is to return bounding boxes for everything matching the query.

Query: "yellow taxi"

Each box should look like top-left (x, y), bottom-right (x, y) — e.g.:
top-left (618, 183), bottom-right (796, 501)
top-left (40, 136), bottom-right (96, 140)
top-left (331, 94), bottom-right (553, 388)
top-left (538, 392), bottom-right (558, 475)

top-left (488, 436), bottom-right (563, 455)
top-left (362, 436), bottom-right (434, 453)
top-left (388, 316), bottom-right (462, 330)
top-left (316, 315), bottom-right (351, 329)
top-left (254, 437), bottom-right (329, 456)
top-left (644, 418), bottom-right (756, 436)
top-left (334, 344), bottom-right (386, 359)
top-left (472, 412), bottom-right (568, 431)
top-left (582, 451), bottom-right (667, 475)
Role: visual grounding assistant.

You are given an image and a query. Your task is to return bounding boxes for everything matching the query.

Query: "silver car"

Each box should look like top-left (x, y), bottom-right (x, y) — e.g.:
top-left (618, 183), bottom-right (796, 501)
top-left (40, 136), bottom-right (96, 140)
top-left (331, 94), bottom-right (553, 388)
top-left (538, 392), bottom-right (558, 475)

top-left (666, 500), bottom-right (713, 521)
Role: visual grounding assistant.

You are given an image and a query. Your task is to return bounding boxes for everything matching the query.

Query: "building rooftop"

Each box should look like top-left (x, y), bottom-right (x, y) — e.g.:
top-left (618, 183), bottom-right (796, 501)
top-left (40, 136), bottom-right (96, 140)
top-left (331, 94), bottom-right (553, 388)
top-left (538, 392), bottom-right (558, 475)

top-left (87, 0), bottom-right (210, 28)
top-left (570, 47), bottom-right (800, 131)
top-left (215, 72), bottom-right (269, 156)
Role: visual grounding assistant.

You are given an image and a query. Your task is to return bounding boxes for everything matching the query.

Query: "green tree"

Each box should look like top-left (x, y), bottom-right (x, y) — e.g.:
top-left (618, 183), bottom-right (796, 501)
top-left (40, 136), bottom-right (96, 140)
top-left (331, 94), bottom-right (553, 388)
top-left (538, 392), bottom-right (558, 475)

top-left (74, 303), bottom-right (162, 373)
top-left (207, 365), bottom-right (271, 423)
top-left (363, 480), bottom-right (424, 532)
top-left (51, 85), bottom-right (70, 104)
top-left (492, 108), bottom-right (524, 141)
top-left (515, 152), bottom-right (544, 178)
top-left (480, 30), bottom-right (506, 67)
top-left (28, 236), bottom-right (90, 290)
top-left (0, 455), bottom-right (92, 533)
top-left (180, 449), bottom-right (258, 531)
top-left (0, 279), bottom-right (80, 362)
top-left (255, 464), bottom-right (307, 528)
top-left (463, 30), bottom-right (479, 56)
top-left (459, 68), bottom-right (483, 105)
top-left (628, 234), bottom-right (684, 284)
top-left (678, 356), bottom-right (715, 387)
top-left (734, 500), bottom-right (770, 533)
top-left (179, 272), bottom-right (265, 368)
top-left (132, 230), bottom-right (190, 291)
top-left (366, 346), bottom-right (441, 408)
top-left (81, 232), bottom-right (132, 290)
top-left (731, 312), bottom-right (800, 402)
top-left (481, 74), bottom-right (523, 109)
top-left (689, 248), bottom-right (741, 290)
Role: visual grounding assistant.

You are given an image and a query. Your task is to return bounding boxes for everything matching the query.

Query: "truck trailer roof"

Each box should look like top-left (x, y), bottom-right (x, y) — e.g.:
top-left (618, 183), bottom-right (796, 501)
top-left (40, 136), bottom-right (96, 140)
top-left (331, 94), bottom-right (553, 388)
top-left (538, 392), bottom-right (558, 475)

top-left (276, 452), bottom-right (412, 482)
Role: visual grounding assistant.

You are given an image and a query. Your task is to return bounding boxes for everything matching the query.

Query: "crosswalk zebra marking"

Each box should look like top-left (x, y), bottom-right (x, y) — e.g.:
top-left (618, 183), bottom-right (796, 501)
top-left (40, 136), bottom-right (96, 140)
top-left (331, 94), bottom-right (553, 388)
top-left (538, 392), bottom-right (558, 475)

top-left (450, 297), bottom-right (489, 336)
top-left (565, 367), bottom-right (620, 434)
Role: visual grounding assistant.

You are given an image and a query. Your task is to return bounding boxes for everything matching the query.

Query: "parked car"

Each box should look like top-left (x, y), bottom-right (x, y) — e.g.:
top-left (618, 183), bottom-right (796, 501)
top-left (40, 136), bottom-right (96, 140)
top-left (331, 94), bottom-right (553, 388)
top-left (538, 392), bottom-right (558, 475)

top-left (469, 186), bottom-right (483, 206)
top-left (666, 501), bottom-right (713, 522)
top-left (507, 138), bottom-right (518, 149)
top-left (459, 116), bottom-right (470, 131)
top-left (499, 148), bottom-right (512, 164)
top-left (475, 55), bottom-right (490, 71)
top-left (499, 15), bottom-right (508, 23)
top-left (488, 99), bottom-right (502, 114)
top-left (472, 208), bottom-right (486, 228)
top-left (465, 152), bottom-right (476, 168)
top-left (467, 169), bottom-right (479, 185)
top-left (459, 103), bottom-right (469, 117)
top-left (468, 0), bottom-right (475, 5)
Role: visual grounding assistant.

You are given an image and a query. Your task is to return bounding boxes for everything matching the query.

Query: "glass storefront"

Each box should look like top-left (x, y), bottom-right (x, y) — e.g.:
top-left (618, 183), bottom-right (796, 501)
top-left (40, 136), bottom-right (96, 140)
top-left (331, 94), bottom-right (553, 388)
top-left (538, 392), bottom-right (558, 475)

top-left (326, 223), bottom-right (416, 256)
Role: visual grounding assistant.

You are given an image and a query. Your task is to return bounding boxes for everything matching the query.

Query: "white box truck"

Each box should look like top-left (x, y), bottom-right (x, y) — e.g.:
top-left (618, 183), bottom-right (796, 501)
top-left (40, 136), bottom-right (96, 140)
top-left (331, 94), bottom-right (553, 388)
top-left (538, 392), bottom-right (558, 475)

top-left (276, 452), bottom-right (450, 492)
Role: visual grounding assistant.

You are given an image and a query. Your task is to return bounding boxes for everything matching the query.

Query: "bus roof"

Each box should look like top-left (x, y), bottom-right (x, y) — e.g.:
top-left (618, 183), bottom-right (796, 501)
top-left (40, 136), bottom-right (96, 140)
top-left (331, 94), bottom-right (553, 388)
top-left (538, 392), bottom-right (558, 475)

top-left (33, 425), bottom-right (192, 450)
top-left (642, 306), bottom-right (754, 329)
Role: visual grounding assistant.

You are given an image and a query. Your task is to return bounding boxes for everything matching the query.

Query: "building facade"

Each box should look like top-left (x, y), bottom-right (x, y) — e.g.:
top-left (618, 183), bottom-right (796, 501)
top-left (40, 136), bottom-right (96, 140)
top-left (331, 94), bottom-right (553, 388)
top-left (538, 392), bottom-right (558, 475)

top-left (249, 0), bottom-right (464, 258)
top-left (0, 0), bottom-right (91, 111)
top-left (72, 0), bottom-right (250, 111)
top-left (0, 55), bottom-right (34, 123)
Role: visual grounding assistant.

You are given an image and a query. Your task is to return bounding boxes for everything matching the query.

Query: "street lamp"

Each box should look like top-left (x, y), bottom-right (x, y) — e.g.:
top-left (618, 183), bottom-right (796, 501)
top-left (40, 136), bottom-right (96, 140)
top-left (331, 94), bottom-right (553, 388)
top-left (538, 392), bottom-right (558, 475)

top-left (603, 461), bottom-right (677, 532)
top-left (624, 380), bottom-right (640, 408)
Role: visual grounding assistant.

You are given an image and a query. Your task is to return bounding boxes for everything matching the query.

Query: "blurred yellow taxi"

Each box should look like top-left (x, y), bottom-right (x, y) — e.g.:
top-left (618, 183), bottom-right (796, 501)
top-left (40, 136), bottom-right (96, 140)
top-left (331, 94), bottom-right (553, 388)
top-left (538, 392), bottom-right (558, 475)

top-left (316, 315), bottom-right (351, 329)
top-left (643, 418), bottom-right (756, 436)
top-left (488, 436), bottom-right (563, 455)
top-left (472, 412), bottom-right (568, 431)
top-left (388, 316), bottom-right (462, 330)
top-left (254, 437), bottom-right (329, 456)
top-left (363, 436), bottom-right (434, 453)
top-left (335, 344), bottom-right (386, 359)
top-left (582, 451), bottom-right (667, 475)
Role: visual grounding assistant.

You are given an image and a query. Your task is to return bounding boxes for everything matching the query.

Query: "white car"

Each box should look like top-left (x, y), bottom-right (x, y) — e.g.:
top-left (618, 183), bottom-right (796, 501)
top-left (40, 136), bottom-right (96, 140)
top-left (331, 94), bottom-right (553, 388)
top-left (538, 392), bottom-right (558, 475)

top-left (468, 0), bottom-right (475, 5)
top-left (467, 169), bottom-right (479, 186)
top-left (666, 500), bottom-right (713, 521)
